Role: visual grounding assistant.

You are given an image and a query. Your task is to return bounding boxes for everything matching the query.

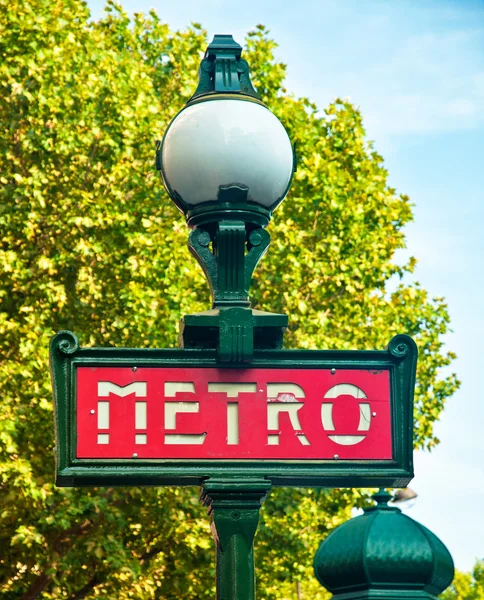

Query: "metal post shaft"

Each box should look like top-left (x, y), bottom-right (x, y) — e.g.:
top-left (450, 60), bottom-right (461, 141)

top-left (200, 479), bottom-right (271, 600)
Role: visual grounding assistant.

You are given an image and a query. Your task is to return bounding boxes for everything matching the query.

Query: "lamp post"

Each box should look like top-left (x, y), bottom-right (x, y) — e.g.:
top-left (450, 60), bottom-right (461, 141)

top-left (157, 34), bottom-right (295, 363)
top-left (49, 31), bottom-right (419, 600)
top-left (156, 34), bottom-right (295, 600)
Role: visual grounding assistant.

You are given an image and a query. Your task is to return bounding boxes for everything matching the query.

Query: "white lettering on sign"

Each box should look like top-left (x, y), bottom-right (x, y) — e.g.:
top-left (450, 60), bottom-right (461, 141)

top-left (208, 383), bottom-right (257, 445)
top-left (135, 402), bottom-right (147, 429)
top-left (96, 381), bottom-right (147, 444)
top-left (323, 384), bottom-right (370, 446)
top-left (97, 401), bottom-right (109, 429)
top-left (208, 382), bottom-right (257, 397)
top-left (227, 403), bottom-right (239, 445)
top-left (164, 382), bottom-right (206, 445)
top-left (90, 378), bottom-right (377, 448)
top-left (97, 401), bottom-right (110, 444)
top-left (98, 381), bottom-right (147, 397)
top-left (135, 402), bottom-right (147, 445)
top-left (267, 383), bottom-right (310, 446)
top-left (164, 381), bottom-right (195, 396)
top-left (358, 404), bottom-right (371, 432)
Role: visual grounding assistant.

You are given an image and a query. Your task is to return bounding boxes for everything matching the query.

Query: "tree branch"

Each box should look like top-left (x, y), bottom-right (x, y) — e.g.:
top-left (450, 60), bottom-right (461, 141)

top-left (20, 573), bottom-right (52, 600)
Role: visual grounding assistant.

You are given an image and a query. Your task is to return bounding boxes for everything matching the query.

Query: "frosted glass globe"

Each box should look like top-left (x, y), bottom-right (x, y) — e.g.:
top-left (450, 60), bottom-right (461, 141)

top-left (161, 98), bottom-right (294, 210)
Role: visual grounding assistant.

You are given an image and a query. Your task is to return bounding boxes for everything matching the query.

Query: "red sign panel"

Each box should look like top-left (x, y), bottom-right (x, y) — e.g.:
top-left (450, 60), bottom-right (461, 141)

top-left (76, 367), bottom-right (392, 461)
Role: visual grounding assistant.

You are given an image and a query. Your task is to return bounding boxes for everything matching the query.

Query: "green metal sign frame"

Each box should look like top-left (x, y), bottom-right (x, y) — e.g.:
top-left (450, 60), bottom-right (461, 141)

top-left (51, 330), bottom-right (417, 489)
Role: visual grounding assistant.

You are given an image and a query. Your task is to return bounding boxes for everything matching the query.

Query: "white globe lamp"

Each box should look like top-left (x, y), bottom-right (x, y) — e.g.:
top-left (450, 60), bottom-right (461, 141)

top-left (157, 34), bottom-right (295, 229)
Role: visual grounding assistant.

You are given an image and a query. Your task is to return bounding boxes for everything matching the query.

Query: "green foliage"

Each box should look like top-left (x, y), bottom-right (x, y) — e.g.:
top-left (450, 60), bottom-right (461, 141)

top-left (441, 561), bottom-right (484, 600)
top-left (0, 1), bottom-right (459, 598)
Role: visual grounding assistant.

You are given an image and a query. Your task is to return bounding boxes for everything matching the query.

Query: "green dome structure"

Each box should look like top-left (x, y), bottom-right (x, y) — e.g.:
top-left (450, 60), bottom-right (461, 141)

top-left (314, 490), bottom-right (454, 599)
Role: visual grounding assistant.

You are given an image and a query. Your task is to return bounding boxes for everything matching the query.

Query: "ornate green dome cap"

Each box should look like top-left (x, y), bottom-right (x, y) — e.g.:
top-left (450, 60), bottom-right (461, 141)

top-left (314, 490), bottom-right (454, 599)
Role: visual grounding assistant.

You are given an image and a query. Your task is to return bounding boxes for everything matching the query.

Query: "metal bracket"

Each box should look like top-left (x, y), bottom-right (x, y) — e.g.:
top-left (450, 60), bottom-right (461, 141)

top-left (180, 220), bottom-right (287, 361)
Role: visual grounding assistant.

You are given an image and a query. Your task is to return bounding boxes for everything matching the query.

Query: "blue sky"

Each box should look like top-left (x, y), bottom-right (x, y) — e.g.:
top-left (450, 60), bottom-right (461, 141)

top-left (88, 0), bottom-right (484, 572)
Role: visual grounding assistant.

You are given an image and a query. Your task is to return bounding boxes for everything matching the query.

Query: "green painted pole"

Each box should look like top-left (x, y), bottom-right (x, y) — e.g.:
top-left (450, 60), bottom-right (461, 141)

top-left (200, 479), bottom-right (271, 600)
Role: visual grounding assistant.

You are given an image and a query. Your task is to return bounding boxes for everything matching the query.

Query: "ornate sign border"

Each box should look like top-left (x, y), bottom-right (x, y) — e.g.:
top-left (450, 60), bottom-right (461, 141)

top-left (50, 331), bottom-right (417, 488)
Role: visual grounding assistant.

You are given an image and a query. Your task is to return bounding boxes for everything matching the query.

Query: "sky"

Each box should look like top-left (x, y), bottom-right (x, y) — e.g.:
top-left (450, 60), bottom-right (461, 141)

top-left (88, 0), bottom-right (484, 573)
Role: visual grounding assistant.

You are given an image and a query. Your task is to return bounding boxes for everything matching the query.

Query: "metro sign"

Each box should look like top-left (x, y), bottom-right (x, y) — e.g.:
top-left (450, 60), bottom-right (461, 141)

top-left (77, 368), bottom-right (391, 460)
top-left (51, 331), bottom-right (417, 488)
